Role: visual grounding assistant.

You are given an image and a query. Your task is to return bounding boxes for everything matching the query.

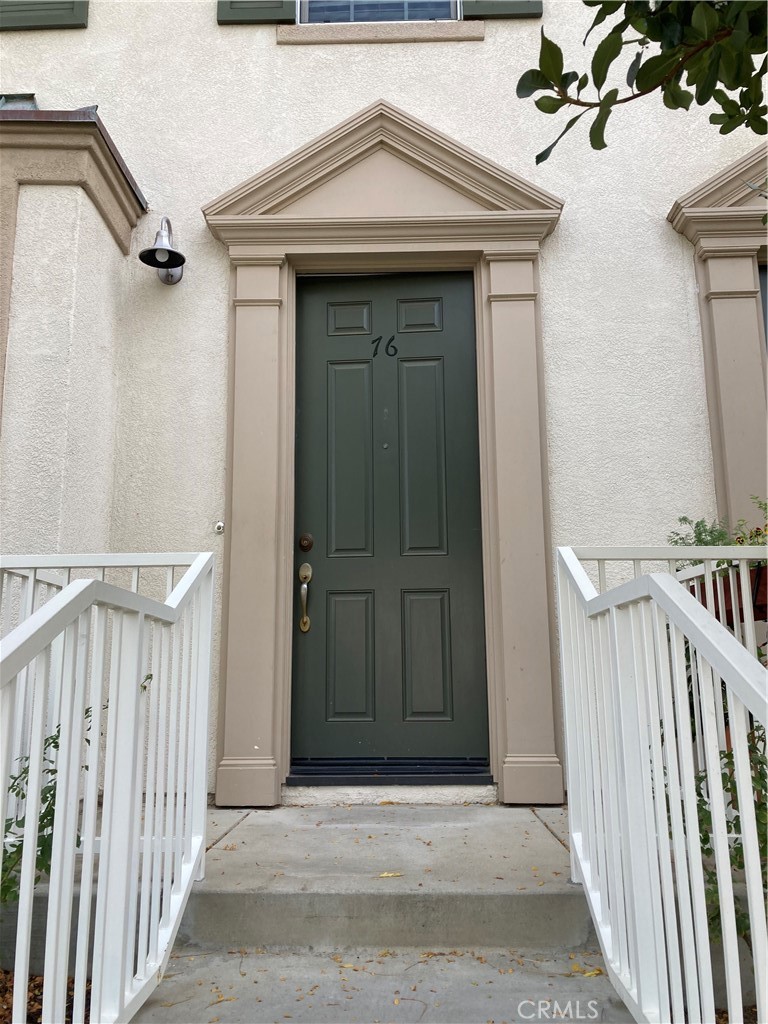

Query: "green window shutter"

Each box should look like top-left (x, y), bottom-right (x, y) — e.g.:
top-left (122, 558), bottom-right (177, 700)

top-left (462, 1), bottom-right (542, 19)
top-left (0, 0), bottom-right (88, 30)
top-left (217, 0), bottom-right (296, 24)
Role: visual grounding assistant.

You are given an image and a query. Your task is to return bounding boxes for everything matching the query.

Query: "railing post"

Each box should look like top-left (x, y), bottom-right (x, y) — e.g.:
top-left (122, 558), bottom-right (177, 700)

top-left (610, 601), bottom-right (668, 1022)
top-left (192, 563), bottom-right (214, 881)
top-left (90, 608), bottom-right (144, 1024)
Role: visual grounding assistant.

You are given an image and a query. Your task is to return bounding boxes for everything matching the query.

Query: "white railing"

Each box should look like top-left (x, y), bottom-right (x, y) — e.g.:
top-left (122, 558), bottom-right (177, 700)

top-left (558, 547), bottom-right (767, 1024)
top-left (0, 553), bottom-right (214, 1024)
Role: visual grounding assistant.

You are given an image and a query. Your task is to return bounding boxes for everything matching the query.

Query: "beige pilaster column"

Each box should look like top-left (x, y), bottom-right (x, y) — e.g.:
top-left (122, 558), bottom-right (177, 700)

top-left (484, 251), bottom-right (563, 804)
top-left (696, 241), bottom-right (767, 525)
top-left (215, 255), bottom-right (286, 806)
top-left (668, 148), bottom-right (767, 526)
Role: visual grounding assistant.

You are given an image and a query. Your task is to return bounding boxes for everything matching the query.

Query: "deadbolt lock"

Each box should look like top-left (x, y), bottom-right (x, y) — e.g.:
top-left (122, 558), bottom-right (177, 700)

top-left (299, 533), bottom-right (314, 552)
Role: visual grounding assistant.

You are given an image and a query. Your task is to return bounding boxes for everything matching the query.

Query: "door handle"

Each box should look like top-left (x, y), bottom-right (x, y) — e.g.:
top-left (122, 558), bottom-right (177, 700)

top-left (298, 562), bottom-right (312, 632)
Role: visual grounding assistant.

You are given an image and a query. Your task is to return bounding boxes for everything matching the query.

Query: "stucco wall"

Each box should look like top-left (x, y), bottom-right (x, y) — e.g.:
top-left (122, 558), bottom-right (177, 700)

top-left (1, 184), bottom-right (122, 553)
top-left (1, 0), bottom-right (763, 789)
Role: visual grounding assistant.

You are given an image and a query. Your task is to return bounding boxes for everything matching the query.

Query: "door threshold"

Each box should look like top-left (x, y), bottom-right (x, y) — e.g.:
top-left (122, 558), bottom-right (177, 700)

top-left (282, 783), bottom-right (498, 806)
top-left (286, 773), bottom-right (493, 786)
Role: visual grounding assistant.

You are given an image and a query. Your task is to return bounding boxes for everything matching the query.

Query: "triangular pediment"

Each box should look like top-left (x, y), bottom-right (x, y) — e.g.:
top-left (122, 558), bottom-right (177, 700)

top-left (203, 101), bottom-right (562, 222)
top-left (673, 145), bottom-right (767, 211)
top-left (668, 145), bottom-right (767, 248)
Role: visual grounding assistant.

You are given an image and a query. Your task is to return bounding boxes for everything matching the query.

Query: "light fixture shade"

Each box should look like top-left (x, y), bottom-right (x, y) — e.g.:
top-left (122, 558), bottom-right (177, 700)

top-left (138, 216), bottom-right (186, 273)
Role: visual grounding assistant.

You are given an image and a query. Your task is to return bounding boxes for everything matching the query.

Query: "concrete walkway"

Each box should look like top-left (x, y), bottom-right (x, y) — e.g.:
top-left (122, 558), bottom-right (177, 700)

top-left (133, 805), bottom-right (633, 1023)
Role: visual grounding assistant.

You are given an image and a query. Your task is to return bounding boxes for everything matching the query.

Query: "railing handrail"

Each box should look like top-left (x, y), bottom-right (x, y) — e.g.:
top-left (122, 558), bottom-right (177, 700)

top-left (1, 552), bottom-right (214, 1024)
top-left (570, 545), bottom-right (767, 560)
top-left (559, 549), bottom-right (766, 721)
top-left (0, 554), bottom-right (214, 688)
top-left (0, 552), bottom-right (201, 570)
top-left (557, 544), bottom-right (766, 1024)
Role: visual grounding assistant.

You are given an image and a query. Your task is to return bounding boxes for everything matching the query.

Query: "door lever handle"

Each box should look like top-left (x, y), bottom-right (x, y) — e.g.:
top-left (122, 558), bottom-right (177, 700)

top-left (298, 562), bottom-right (312, 632)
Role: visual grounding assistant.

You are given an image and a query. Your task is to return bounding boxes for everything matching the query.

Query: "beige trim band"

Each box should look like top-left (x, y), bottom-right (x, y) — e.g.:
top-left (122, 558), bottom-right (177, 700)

top-left (488, 292), bottom-right (538, 302)
top-left (276, 20), bottom-right (485, 44)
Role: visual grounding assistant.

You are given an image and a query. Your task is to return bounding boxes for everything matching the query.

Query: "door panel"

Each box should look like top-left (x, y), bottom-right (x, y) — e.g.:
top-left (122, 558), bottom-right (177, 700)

top-left (292, 272), bottom-right (488, 765)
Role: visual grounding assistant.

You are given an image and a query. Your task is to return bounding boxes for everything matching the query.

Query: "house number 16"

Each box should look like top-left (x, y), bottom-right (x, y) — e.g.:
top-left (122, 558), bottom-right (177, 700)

top-left (371, 335), bottom-right (398, 357)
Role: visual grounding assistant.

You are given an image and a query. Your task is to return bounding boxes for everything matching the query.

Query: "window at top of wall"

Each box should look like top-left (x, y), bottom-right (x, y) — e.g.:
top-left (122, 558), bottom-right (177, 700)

top-left (216, 0), bottom-right (542, 25)
top-left (300, 0), bottom-right (456, 21)
top-left (0, 1), bottom-right (88, 30)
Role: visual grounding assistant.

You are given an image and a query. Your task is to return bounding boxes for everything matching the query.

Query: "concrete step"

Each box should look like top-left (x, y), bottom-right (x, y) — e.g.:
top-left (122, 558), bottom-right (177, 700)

top-left (133, 943), bottom-right (635, 1024)
top-left (179, 805), bottom-right (589, 950)
top-left (132, 805), bottom-right (635, 1023)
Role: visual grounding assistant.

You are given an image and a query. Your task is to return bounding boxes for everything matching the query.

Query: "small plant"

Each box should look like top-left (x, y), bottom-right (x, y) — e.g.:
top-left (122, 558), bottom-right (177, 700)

top-left (695, 724), bottom-right (768, 953)
top-left (668, 496), bottom-right (768, 550)
top-left (1, 726), bottom-right (62, 904)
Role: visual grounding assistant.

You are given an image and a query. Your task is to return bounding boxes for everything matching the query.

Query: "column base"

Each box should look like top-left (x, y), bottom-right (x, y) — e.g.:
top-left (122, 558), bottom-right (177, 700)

top-left (215, 756), bottom-right (281, 807)
top-left (499, 754), bottom-right (563, 804)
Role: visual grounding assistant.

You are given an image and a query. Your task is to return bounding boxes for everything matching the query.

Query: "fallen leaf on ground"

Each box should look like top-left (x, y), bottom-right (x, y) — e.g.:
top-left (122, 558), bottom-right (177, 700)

top-left (379, 871), bottom-right (403, 877)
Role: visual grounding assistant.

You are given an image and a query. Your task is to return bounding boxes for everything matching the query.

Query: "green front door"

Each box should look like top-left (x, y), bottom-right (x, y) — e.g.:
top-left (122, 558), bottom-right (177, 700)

top-left (291, 272), bottom-right (488, 774)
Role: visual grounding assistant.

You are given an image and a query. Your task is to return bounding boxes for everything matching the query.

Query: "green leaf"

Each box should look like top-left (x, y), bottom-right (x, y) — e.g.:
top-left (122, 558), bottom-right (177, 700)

top-left (663, 79), bottom-right (694, 110)
top-left (539, 29), bottom-right (564, 86)
top-left (696, 50), bottom-right (721, 105)
top-left (535, 112), bottom-right (586, 165)
top-left (691, 1), bottom-right (719, 42)
top-left (635, 50), bottom-right (683, 92)
top-left (561, 71), bottom-right (579, 91)
top-left (535, 96), bottom-right (567, 113)
top-left (592, 29), bottom-right (623, 91)
top-left (749, 115), bottom-right (767, 134)
top-left (583, 0), bottom-right (623, 43)
top-left (517, 69), bottom-right (554, 98)
top-left (576, 73), bottom-right (590, 97)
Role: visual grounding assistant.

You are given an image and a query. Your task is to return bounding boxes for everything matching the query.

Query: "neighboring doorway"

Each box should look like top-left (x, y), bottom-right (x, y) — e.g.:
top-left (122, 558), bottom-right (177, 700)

top-left (290, 272), bottom-right (489, 783)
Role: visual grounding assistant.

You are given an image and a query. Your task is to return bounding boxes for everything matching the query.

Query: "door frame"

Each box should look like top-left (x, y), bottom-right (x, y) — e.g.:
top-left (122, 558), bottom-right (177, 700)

top-left (203, 104), bottom-right (565, 806)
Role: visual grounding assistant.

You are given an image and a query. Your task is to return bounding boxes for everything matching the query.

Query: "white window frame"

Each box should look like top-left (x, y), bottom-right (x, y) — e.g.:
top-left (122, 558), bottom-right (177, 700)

top-left (298, 0), bottom-right (460, 25)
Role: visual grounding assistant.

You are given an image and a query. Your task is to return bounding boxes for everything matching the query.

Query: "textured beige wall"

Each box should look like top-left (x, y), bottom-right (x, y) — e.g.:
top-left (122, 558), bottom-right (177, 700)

top-left (0, 0), bottom-right (763, 789)
top-left (1, 185), bottom-right (122, 553)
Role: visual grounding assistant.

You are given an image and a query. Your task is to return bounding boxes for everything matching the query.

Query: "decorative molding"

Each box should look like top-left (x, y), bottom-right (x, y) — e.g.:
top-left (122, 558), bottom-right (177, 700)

top-left (232, 297), bottom-right (283, 306)
top-left (229, 252), bottom-right (287, 266)
top-left (705, 289), bottom-right (760, 302)
top-left (669, 146), bottom-right (767, 528)
top-left (207, 212), bottom-right (560, 249)
top-left (203, 100), bottom-right (563, 221)
top-left (484, 248), bottom-right (540, 261)
top-left (488, 292), bottom-right (538, 302)
top-left (277, 20), bottom-right (485, 44)
top-left (669, 145), bottom-right (768, 214)
top-left (206, 103), bottom-right (564, 807)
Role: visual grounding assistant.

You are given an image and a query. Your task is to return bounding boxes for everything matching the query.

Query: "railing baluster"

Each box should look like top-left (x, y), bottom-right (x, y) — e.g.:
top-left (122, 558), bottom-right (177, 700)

top-left (696, 653), bottom-right (743, 1019)
top-left (73, 603), bottom-right (107, 1024)
top-left (43, 613), bottom-right (90, 1024)
top-left (726, 691), bottom-right (767, 1023)
top-left (12, 646), bottom-right (50, 1024)
top-left (650, 604), bottom-right (697, 1022)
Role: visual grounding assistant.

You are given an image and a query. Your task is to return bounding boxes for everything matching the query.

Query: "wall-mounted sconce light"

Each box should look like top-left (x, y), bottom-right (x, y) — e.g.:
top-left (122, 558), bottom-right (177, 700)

top-left (139, 216), bottom-right (185, 285)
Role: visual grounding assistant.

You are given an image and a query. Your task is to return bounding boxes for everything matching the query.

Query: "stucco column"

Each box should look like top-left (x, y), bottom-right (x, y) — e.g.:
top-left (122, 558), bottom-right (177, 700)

top-left (485, 251), bottom-right (563, 804)
top-left (216, 255), bottom-right (286, 806)
top-left (697, 242), bottom-right (767, 525)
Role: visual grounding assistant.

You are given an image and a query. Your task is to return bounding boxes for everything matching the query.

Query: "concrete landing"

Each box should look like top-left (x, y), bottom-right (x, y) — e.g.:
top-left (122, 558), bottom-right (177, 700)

top-left (181, 805), bottom-right (586, 949)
